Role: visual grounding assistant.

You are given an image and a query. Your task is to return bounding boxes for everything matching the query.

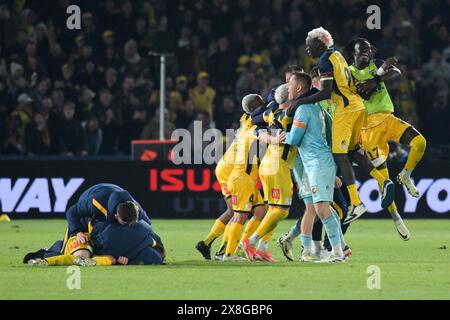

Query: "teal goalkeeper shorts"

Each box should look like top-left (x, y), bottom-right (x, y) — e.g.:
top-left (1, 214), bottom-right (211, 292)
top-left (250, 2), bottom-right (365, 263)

top-left (292, 154), bottom-right (336, 204)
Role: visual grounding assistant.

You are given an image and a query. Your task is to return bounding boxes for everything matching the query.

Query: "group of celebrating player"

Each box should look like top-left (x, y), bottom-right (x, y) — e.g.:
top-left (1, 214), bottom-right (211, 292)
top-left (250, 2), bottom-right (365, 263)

top-left (196, 27), bottom-right (427, 263)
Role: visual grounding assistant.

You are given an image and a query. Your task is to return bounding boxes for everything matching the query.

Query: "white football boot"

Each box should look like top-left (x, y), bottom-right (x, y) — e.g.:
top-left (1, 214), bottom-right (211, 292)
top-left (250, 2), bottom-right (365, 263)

top-left (397, 170), bottom-right (419, 198)
top-left (394, 219), bottom-right (411, 241)
top-left (343, 203), bottom-right (368, 224)
top-left (277, 233), bottom-right (294, 261)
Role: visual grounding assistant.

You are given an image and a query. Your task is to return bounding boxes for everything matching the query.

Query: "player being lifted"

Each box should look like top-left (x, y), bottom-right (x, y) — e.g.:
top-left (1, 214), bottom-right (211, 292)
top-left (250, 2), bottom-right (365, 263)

top-left (343, 38), bottom-right (427, 240)
top-left (290, 27), bottom-right (395, 224)
top-left (278, 67), bottom-right (351, 261)
top-left (274, 72), bottom-right (347, 262)
top-left (223, 94), bottom-right (268, 261)
top-left (241, 83), bottom-right (298, 262)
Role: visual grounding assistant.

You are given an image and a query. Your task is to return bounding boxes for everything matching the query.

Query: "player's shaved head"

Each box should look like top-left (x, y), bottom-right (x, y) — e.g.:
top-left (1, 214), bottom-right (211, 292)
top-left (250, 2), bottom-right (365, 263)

top-left (116, 201), bottom-right (139, 225)
top-left (242, 94), bottom-right (264, 114)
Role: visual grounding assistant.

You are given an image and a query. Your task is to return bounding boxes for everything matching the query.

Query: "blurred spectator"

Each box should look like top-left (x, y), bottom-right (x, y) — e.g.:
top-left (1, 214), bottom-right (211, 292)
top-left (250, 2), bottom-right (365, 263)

top-left (25, 112), bottom-right (51, 155)
top-left (0, 0), bottom-right (448, 157)
top-left (54, 101), bottom-right (86, 156)
top-left (421, 49), bottom-right (450, 86)
top-left (215, 94), bottom-right (241, 133)
top-left (189, 72), bottom-right (216, 120)
top-left (83, 115), bottom-right (103, 156)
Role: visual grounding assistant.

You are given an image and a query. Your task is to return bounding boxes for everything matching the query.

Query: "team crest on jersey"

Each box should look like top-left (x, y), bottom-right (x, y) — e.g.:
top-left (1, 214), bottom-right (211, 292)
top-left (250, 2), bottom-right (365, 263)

top-left (340, 139), bottom-right (348, 149)
top-left (272, 189), bottom-right (280, 199)
top-left (311, 186), bottom-right (317, 193)
top-left (232, 195), bottom-right (238, 205)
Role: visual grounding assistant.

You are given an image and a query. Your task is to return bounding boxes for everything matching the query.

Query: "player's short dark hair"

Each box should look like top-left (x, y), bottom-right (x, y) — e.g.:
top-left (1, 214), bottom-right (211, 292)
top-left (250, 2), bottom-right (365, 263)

top-left (116, 201), bottom-right (139, 224)
top-left (284, 65), bottom-right (304, 74)
top-left (291, 71), bottom-right (312, 90)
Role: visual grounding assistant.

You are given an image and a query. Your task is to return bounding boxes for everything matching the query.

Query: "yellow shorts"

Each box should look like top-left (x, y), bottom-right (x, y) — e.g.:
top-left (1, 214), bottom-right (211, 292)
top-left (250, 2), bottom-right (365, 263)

top-left (63, 233), bottom-right (93, 256)
top-left (259, 158), bottom-right (293, 207)
top-left (215, 162), bottom-right (234, 198)
top-left (228, 173), bottom-right (264, 213)
top-left (360, 113), bottom-right (411, 167)
top-left (332, 109), bottom-right (365, 154)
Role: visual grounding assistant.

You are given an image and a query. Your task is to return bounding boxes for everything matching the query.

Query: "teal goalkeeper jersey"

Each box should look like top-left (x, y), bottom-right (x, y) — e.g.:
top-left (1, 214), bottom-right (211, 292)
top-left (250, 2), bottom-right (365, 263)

top-left (285, 102), bottom-right (335, 170)
top-left (349, 59), bottom-right (395, 115)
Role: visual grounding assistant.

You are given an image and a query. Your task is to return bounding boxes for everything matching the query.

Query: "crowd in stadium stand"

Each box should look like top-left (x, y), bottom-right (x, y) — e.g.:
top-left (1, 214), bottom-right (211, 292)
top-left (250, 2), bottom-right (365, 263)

top-left (0, 0), bottom-right (449, 158)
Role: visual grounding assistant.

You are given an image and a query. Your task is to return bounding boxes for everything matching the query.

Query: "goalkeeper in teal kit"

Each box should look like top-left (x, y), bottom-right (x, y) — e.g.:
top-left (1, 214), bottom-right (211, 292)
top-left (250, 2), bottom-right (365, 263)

top-left (271, 72), bottom-right (347, 263)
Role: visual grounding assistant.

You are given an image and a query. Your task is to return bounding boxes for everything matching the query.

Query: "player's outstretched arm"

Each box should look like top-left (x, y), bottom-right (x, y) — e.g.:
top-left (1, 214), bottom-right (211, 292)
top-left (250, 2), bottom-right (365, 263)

top-left (288, 80), bottom-right (332, 112)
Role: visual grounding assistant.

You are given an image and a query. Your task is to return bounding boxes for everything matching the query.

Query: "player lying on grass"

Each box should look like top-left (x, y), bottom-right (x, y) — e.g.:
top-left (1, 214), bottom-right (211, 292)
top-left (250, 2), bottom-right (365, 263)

top-left (25, 201), bottom-right (165, 266)
top-left (290, 27), bottom-right (396, 224)
top-left (272, 72), bottom-right (348, 263)
top-left (342, 38), bottom-right (427, 240)
top-left (223, 94), bottom-right (269, 261)
top-left (278, 67), bottom-right (352, 261)
top-left (196, 94), bottom-right (266, 260)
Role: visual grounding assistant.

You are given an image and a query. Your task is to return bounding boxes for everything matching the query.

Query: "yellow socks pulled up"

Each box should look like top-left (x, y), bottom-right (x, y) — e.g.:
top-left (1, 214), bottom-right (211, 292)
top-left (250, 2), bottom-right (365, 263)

top-left (93, 256), bottom-right (114, 266)
top-left (255, 207), bottom-right (288, 239)
top-left (346, 184), bottom-right (361, 206)
top-left (45, 255), bottom-right (77, 266)
top-left (370, 168), bottom-right (387, 186)
top-left (261, 231), bottom-right (274, 242)
top-left (217, 224), bottom-right (230, 254)
top-left (225, 223), bottom-right (244, 255)
top-left (404, 134), bottom-right (426, 172)
top-left (203, 219), bottom-right (226, 247)
top-left (241, 217), bottom-right (261, 242)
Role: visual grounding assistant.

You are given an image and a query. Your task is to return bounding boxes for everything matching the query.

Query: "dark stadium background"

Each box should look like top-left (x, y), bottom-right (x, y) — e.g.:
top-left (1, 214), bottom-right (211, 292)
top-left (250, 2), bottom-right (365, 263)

top-left (0, 0), bottom-right (449, 219)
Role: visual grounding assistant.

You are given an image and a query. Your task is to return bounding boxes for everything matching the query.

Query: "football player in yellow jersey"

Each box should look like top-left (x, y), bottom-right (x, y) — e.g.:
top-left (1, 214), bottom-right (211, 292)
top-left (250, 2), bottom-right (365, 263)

top-left (242, 84), bottom-right (299, 262)
top-left (196, 109), bottom-right (258, 260)
top-left (342, 38), bottom-right (427, 239)
top-left (223, 94), bottom-right (268, 261)
top-left (290, 27), bottom-right (395, 224)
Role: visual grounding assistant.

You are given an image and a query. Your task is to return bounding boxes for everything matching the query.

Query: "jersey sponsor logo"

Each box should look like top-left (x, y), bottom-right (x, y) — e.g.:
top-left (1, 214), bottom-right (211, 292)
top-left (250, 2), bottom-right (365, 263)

top-left (339, 139), bottom-right (348, 149)
top-left (272, 188), bottom-right (280, 200)
top-left (311, 186), bottom-right (317, 193)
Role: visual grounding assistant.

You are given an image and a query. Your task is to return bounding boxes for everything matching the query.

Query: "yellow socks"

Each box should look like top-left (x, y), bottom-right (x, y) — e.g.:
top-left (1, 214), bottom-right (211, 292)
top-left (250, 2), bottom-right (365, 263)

top-left (241, 217), bottom-right (261, 242)
top-left (346, 184), bottom-right (361, 206)
top-left (217, 224), bottom-right (230, 254)
top-left (255, 207), bottom-right (288, 238)
top-left (261, 231), bottom-right (274, 242)
top-left (93, 256), bottom-right (114, 266)
top-left (45, 255), bottom-right (77, 266)
top-left (370, 168), bottom-right (387, 186)
top-left (404, 134), bottom-right (426, 172)
top-left (203, 219), bottom-right (226, 247)
top-left (225, 223), bottom-right (244, 255)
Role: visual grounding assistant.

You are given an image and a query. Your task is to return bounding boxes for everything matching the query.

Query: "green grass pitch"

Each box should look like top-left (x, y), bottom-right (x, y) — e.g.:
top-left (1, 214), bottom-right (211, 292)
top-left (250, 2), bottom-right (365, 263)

top-left (1, 219), bottom-right (449, 300)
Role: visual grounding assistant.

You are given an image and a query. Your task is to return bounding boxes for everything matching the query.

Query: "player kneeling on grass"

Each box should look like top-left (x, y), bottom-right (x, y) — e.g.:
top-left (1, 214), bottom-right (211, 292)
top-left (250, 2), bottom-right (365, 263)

top-left (25, 202), bottom-right (165, 266)
top-left (271, 72), bottom-right (347, 263)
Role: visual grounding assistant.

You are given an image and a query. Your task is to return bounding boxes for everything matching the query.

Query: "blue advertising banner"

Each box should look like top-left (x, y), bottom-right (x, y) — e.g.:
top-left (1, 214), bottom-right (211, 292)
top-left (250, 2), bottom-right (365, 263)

top-left (0, 160), bottom-right (449, 219)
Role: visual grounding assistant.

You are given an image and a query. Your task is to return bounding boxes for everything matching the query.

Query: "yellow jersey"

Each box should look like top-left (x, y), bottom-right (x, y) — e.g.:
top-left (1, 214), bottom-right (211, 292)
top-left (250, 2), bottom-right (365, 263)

top-left (318, 48), bottom-right (364, 114)
top-left (261, 108), bottom-right (297, 169)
